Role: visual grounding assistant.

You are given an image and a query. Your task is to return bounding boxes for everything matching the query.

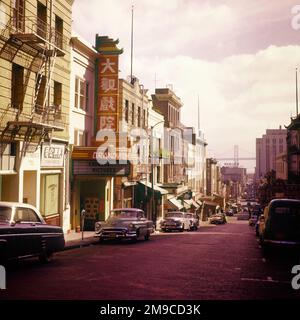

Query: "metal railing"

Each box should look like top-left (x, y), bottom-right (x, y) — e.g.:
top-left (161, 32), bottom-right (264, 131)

top-left (1, 15), bottom-right (68, 53)
top-left (0, 104), bottom-right (68, 132)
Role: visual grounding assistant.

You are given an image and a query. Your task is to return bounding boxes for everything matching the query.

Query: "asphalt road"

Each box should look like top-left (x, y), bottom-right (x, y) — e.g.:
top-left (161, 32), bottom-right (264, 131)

top-left (1, 217), bottom-right (300, 300)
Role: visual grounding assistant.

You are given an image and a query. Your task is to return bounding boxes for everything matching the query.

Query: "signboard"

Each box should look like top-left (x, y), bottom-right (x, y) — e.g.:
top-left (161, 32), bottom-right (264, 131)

top-left (73, 160), bottom-right (130, 176)
top-left (41, 143), bottom-right (65, 167)
top-left (98, 55), bottom-right (119, 133)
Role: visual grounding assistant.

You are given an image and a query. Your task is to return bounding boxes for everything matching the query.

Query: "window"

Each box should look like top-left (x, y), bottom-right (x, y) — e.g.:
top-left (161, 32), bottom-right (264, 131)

top-left (54, 81), bottom-right (62, 107)
top-left (74, 77), bottom-right (89, 111)
top-left (13, 0), bottom-right (25, 31)
top-left (37, 2), bottom-right (47, 38)
top-left (55, 15), bottom-right (63, 49)
top-left (35, 73), bottom-right (46, 112)
top-left (143, 109), bottom-right (146, 127)
top-left (132, 103), bottom-right (135, 125)
top-left (74, 129), bottom-right (88, 146)
top-left (11, 63), bottom-right (24, 109)
top-left (125, 100), bottom-right (129, 122)
top-left (138, 107), bottom-right (141, 127)
top-left (14, 208), bottom-right (40, 223)
top-left (10, 143), bottom-right (17, 156)
top-left (78, 131), bottom-right (88, 147)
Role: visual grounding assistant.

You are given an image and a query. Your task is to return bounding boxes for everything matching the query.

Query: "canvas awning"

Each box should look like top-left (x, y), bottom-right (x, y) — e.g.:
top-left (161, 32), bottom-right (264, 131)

top-left (167, 197), bottom-right (184, 210)
top-left (138, 181), bottom-right (168, 196)
top-left (184, 199), bottom-right (200, 209)
top-left (203, 200), bottom-right (219, 207)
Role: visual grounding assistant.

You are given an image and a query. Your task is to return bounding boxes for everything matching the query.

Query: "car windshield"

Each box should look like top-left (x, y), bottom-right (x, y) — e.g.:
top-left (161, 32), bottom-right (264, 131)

top-left (166, 213), bottom-right (183, 218)
top-left (110, 210), bottom-right (140, 218)
top-left (0, 206), bottom-right (12, 222)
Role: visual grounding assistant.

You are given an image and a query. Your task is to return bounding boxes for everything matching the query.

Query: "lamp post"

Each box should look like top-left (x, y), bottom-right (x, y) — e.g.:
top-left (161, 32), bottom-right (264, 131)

top-left (150, 120), bottom-right (164, 228)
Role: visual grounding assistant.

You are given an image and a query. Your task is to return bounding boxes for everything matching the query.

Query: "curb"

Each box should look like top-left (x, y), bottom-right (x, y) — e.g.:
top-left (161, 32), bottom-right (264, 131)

top-left (63, 238), bottom-right (99, 251)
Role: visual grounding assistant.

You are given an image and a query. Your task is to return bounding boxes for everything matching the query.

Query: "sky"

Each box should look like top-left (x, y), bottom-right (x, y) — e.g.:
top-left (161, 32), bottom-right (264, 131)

top-left (72, 0), bottom-right (300, 173)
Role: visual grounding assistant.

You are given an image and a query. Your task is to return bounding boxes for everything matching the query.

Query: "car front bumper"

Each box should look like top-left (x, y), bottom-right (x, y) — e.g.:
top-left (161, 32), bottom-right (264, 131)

top-left (95, 229), bottom-right (137, 240)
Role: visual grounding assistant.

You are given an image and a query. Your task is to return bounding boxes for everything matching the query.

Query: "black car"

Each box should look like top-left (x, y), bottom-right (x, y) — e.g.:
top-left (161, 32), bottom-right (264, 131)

top-left (259, 199), bottom-right (300, 256)
top-left (0, 202), bottom-right (65, 264)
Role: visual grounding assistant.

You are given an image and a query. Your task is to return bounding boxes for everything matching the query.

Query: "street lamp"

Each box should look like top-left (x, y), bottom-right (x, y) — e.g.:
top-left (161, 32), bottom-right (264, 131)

top-left (150, 120), bottom-right (164, 228)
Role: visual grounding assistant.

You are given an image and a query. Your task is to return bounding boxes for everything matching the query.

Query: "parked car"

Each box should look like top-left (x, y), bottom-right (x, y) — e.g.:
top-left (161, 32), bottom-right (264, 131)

top-left (259, 199), bottom-right (300, 256)
top-left (248, 212), bottom-right (259, 226)
top-left (209, 212), bottom-right (227, 225)
top-left (0, 202), bottom-right (65, 264)
top-left (185, 212), bottom-right (199, 231)
top-left (226, 209), bottom-right (234, 217)
top-left (160, 212), bottom-right (191, 232)
top-left (95, 208), bottom-right (153, 242)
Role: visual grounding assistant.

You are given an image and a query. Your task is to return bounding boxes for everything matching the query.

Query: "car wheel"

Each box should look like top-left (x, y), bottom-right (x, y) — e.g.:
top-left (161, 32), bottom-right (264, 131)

top-left (39, 251), bottom-right (53, 263)
top-left (144, 231), bottom-right (150, 241)
top-left (99, 237), bottom-right (104, 244)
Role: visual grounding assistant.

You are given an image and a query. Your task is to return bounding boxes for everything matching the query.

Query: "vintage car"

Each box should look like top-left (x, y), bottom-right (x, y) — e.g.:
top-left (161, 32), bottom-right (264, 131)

top-left (259, 199), bottom-right (300, 256)
top-left (185, 212), bottom-right (199, 231)
top-left (95, 208), bottom-right (154, 242)
top-left (160, 212), bottom-right (191, 232)
top-left (0, 202), bottom-right (65, 264)
top-left (209, 212), bottom-right (227, 225)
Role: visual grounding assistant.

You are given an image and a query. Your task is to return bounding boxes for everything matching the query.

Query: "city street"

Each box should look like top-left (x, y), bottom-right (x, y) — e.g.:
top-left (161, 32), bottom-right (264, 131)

top-left (1, 217), bottom-right (299, 300)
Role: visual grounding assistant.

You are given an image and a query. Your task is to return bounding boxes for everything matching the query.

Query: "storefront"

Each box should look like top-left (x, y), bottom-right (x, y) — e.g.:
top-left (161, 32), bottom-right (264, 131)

top-left (40, 142), bottom-right (66, 228)
top-left (71, 147), bottom-right (131, 231)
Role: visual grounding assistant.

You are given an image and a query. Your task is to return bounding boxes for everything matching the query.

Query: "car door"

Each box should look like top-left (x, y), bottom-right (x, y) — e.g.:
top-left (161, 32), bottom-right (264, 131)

top-left (13, 207), bottom-right (41, 257)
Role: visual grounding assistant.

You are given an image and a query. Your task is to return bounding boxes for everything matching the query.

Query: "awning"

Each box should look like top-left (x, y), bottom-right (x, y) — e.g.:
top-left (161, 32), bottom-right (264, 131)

top-left (203, 200), bottom-right (219, 207)
top-left (167, 197), bottom-right (184, 210)
top-left (122, 181), bottom-right (137, 187)
top-left (184, 199), bottom-right (200, 209)
top-left (138, 181), bottom-right (168, 195)
top-left (183, 201), bottom-right (191, 210)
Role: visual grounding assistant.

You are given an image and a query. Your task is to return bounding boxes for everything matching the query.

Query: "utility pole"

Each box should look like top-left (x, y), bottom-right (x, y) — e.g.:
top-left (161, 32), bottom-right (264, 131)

top-left (130, 5), bottom-right (134, 84)
top-left (296, 68), bottom-right (299, 116)
top-left (151, 121), bottom-right (164, 227)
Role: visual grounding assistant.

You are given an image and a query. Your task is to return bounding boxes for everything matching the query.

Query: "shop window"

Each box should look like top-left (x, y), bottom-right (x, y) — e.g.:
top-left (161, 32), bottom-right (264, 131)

top-left (40, 174), bottom-right (59, 217)
top-left (11, 63), bottom-right (24, 109)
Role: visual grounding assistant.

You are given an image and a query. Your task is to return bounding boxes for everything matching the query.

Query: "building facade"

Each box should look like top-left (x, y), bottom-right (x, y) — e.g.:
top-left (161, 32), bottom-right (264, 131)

top-left (255, 127), bottom-right (287, 182)
top-left (0, 0), bottom-right (73, 232)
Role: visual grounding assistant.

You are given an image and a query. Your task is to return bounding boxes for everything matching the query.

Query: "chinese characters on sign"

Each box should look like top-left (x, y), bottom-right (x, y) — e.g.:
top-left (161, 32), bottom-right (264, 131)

top-left (98, 55), bottom-right (119, 133)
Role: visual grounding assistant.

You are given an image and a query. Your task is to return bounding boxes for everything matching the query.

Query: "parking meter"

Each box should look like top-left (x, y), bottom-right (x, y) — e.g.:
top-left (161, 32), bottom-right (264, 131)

top-left (81, 209), bottom-right (86, 240)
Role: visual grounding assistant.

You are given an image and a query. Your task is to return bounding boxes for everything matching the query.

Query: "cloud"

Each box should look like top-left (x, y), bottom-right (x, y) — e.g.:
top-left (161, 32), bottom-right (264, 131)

top-left (72, 1), bottom-right (300, 171)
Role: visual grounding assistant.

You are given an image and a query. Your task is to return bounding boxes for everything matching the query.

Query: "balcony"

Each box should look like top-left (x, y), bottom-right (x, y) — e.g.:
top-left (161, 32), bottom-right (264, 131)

top-left (0, 104), bottom-right (67, 144)
top-left (1, 16), bottom-right (68, 58)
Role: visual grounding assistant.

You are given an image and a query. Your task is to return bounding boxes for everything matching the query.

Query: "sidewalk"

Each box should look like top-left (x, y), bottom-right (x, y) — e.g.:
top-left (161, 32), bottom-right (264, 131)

top-left (64, 231), bottom-right (98, 250)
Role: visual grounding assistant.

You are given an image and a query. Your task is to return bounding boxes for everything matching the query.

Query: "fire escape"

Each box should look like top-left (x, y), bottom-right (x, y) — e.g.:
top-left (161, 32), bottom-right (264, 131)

top-left (0, 3), bottom-right (67, 158)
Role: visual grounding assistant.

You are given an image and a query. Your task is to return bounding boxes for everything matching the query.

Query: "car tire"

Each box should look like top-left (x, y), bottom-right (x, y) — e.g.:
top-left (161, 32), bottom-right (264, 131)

top-left (39, 251), bottom-right (53, 263)
top-left (99, 237), bottom-right (104, 244)
top-left (144, 231), bottom-right (150, 241)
